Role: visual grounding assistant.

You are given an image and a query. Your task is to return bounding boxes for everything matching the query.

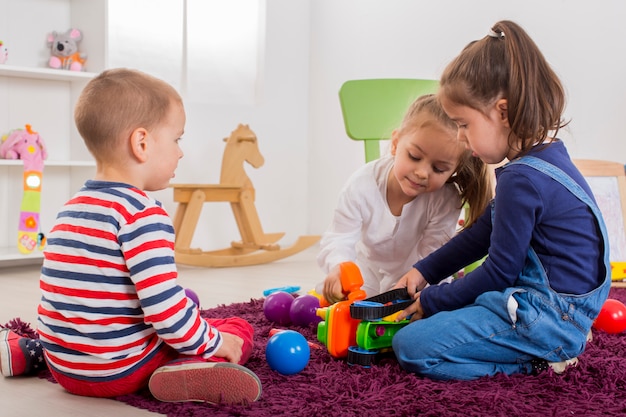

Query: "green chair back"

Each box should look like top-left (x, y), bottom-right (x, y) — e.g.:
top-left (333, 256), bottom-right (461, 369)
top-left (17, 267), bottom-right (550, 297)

top-left (338, 79), bottom-right (439, 162)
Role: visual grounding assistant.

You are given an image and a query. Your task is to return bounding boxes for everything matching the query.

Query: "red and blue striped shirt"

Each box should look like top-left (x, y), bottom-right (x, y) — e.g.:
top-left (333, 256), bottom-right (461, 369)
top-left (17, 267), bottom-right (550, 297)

top-left (37, 181), bottom-right (221, 381)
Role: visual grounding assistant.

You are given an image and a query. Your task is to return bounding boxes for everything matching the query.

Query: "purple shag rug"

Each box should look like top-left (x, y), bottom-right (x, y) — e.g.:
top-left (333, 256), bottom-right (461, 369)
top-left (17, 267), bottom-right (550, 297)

top-left (37, 288), bottom-right (626, 417)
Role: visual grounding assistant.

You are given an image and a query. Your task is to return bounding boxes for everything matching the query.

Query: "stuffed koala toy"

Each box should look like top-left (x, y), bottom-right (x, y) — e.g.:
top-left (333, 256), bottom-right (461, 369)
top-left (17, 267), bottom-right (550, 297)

top-left (47, 28), bottom-right (87, 71)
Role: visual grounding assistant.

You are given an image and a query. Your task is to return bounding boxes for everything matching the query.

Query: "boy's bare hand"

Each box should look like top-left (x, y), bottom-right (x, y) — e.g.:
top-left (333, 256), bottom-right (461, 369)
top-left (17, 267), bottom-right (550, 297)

top-left (214, 332), bottom-right (244, 364)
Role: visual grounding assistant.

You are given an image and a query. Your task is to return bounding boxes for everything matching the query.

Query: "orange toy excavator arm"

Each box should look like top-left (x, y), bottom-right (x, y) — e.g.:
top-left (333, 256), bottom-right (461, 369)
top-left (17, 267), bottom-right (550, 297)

top-left (319, 261), bottom-right (367, 308)
top-left (316, 261), bottom-right (367, 358)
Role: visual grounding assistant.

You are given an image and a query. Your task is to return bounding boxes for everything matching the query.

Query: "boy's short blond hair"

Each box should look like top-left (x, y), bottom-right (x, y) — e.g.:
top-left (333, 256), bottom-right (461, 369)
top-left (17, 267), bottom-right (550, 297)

top-left (74, 68), bottom-right (182, 162)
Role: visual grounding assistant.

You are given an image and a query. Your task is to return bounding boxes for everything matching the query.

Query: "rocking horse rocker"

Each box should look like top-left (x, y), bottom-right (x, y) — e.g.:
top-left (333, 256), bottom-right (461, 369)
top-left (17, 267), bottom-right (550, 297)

top-left (171, 124), bottom-right (319, 267)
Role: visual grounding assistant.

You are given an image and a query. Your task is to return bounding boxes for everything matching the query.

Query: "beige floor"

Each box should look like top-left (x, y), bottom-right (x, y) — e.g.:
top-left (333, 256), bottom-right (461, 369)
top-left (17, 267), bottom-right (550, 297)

top-left (0, 246), bottom-right (322, 417)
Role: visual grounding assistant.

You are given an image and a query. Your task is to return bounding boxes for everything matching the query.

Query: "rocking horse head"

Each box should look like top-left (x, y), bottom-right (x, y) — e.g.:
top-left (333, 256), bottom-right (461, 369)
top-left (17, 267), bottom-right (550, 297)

top-left (220, 124), bottom-right (265, 186)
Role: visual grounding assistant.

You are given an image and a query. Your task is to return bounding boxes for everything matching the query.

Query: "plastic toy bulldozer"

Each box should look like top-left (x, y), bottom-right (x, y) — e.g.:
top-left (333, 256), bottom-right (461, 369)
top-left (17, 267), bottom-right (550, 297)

top-left (315, 262), bottom-right (414, 367)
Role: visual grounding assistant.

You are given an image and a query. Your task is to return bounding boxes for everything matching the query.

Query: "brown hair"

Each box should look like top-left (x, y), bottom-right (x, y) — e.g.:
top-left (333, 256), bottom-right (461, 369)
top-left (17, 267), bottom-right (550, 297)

top-left (439, 20), bottom-right (567, 156)
top-left (399, 94), bottom-right (492, 227)
top-left (74, 68), bottom-right (182, 162)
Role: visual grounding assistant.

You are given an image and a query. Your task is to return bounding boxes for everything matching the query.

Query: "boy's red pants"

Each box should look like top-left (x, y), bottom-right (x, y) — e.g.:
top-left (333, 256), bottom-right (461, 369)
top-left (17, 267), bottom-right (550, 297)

top-left (48, 317), bottom-right (254, 398)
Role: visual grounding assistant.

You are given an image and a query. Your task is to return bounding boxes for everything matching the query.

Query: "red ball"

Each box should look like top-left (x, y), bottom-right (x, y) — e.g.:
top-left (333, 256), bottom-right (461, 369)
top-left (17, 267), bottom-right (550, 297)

top-left (263, 291), bottom-right (294, 325)
top-left (289, 294), bottom-right (322, 326)
top-left (594, 299), bottom-right (626, 334)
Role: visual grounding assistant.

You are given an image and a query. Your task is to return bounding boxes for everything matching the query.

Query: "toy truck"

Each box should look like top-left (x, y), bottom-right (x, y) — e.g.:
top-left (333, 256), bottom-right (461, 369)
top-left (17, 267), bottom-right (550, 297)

top-left (315, 261), bottom-right (413, 367)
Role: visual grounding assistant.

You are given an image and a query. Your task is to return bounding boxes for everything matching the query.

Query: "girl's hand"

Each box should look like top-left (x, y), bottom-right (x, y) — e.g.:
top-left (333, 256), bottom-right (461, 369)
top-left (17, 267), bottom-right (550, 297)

top-left (393, 267), bottom-right (427, 297)
top-left (322, 265), bottom-right (345, 304)
top-left (396, 292), bottom-right (425, 322)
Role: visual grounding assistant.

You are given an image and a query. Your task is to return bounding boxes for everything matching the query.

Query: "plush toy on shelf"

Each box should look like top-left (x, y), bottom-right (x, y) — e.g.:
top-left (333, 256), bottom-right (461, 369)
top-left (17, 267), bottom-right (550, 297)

top-left (46, 28), bottom-right (87, 71)
top-left (0, 41), bottom-right (8, 64)
top-left (1, 124), bottom-right (48, 254)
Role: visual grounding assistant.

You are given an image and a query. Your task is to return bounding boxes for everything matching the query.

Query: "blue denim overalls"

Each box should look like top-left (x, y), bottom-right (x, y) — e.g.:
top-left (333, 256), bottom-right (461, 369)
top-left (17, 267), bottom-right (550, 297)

top-left (393, 156), bottom-right (611, 380)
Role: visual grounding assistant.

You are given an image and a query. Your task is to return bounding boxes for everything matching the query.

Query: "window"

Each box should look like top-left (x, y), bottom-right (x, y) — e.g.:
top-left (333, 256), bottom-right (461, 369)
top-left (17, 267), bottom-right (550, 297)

top-left (108, 0), bottom-right (263, 104)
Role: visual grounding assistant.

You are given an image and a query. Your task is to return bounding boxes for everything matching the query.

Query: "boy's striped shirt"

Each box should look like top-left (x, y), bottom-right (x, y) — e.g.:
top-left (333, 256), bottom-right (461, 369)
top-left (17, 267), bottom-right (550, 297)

top-left (37, 181), bottom-right (221, 381)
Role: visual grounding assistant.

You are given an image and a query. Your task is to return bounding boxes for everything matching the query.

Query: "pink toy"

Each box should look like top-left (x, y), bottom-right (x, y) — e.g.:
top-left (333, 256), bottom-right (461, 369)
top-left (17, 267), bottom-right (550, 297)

top-left (1, 125), bottom-right (47, 253)
top-left (1, 124), bottom-right (47, 170)
top-left (46, 29), bottom-right (87, 71)
top-left (0, 41), bottom-right (7, 64)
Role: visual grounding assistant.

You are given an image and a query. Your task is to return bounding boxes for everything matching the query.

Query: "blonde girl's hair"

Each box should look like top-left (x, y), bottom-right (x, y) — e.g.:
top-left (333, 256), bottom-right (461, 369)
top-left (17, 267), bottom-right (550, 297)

top-left (439, 20), bottom-right (567, 155)
top-left (74, 68), bottom-right (182, 163)
top-left (400, 94), bottom-right (493, 228)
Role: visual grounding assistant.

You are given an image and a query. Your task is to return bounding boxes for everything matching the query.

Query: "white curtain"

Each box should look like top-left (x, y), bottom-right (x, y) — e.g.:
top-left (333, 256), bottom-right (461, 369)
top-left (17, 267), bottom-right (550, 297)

top-left (107, 0), bottom-right (263, 104)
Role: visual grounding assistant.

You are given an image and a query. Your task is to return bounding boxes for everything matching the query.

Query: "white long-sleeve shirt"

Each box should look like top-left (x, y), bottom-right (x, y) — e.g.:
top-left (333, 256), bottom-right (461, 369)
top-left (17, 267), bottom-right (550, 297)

top-left (317, 155), bottom-right (462, 296)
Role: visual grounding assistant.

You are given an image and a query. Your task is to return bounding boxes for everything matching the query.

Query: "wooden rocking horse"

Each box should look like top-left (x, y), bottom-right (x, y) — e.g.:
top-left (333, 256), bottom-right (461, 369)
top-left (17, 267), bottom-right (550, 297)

top-left (170, 124), bottom-right (320, 267)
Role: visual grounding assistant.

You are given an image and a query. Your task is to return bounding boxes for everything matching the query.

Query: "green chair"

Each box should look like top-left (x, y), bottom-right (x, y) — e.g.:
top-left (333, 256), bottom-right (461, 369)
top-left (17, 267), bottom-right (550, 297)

top-left (338, 78), bottom-right (439, 162)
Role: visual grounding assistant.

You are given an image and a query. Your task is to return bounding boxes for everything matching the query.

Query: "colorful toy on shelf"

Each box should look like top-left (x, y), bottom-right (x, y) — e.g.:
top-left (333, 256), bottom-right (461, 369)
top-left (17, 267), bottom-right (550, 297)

top-left (315, 261), bottom-right (413, 367)
top-left (0, 40), bottom-right (8, 64)
top-left (1, 124), bottom-right (47, 254)
top-left (46, 28), bottom-right (87, 71)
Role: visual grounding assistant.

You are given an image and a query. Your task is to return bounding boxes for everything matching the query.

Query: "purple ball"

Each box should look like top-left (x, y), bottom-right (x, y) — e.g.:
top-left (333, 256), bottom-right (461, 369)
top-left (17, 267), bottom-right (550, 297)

top-left (289, 294), bottom-right (322, 326)
top-left (263, 291), bottom-right (294, 325)
top-left (185, 288), bottom-right (200, 308)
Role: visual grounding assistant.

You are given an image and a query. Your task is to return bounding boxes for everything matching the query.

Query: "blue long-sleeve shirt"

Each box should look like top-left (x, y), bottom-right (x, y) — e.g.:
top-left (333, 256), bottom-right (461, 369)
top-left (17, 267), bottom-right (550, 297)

top-left (416, 141), bottom-right (604, 317)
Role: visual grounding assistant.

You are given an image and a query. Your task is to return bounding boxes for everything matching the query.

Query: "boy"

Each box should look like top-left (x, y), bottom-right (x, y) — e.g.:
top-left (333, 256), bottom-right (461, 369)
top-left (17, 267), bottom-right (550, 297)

top-left (0, 68), bottom-right (262, 405)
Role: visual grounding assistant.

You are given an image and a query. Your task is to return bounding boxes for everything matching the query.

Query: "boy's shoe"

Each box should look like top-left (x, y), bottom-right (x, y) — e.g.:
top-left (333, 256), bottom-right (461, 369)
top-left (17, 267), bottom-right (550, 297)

top-left (0, 329), bottom-right (45, 377)
top-left (149, 360), bottom-right (262, 405)
top-left (0, 329), bottom-right (21, 376)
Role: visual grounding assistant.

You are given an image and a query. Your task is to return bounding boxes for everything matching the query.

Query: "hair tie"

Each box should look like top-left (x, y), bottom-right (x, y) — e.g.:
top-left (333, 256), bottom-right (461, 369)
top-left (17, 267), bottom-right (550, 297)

top-left (488, 29), bottom-right (505, 39)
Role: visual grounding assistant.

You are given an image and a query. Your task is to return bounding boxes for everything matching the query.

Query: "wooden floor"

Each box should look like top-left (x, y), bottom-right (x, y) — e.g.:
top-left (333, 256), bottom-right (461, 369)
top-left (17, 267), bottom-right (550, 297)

top-left (0, 246), bottom-right (322, 417)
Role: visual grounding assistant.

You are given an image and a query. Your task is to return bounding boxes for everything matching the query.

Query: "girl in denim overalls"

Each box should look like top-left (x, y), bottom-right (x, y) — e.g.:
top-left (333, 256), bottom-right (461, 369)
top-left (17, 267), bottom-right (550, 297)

top-left (392, 20), bottom-right (611, 381)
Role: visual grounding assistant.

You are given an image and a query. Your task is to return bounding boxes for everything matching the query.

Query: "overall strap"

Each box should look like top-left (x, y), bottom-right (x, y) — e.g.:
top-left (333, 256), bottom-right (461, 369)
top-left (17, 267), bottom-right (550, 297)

top-left (507, 156), bottom-right (611, 274)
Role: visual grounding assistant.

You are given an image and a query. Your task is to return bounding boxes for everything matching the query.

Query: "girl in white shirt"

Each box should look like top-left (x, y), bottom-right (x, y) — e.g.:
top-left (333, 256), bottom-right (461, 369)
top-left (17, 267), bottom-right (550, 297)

top-left (317, 94), bottom-right (492, 303)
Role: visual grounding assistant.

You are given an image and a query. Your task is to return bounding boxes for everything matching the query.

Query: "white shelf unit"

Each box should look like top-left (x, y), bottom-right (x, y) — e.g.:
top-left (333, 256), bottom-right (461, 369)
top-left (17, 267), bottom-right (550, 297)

top-left (0, 0), bottom-right (107, 266)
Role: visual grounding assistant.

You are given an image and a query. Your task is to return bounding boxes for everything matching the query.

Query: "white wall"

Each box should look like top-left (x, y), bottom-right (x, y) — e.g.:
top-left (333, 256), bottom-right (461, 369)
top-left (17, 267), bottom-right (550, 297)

top-left (307, 0), bottom-right (626, 234)
top-left (150, 0), bottom-right (314, 251)
top-left (106, 0), bottom-right (626, 254)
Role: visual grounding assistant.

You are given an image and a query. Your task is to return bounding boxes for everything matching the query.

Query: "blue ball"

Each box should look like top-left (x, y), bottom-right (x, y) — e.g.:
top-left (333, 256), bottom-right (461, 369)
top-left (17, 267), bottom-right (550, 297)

top-left (265, 330), bottom-right (310, 375)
